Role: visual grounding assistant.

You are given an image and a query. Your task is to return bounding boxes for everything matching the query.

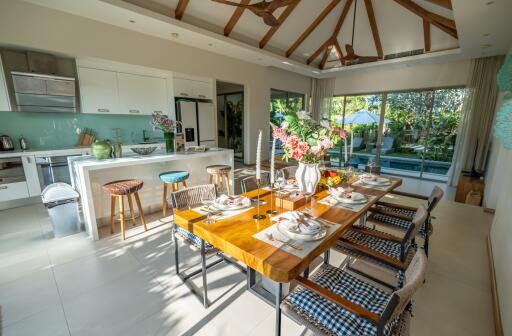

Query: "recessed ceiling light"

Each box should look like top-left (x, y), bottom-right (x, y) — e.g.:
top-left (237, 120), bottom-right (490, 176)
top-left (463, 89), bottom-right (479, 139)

top-left (129, 19), bottom-right (136, 23)
top-left (171, 32), bottom-right (179, 38)
top-left (312, 70), bottom-right (320, 74)
top-left (282, 61), bottom-right (291, 65)
top-left (481, 44), bottom-right (492, 49)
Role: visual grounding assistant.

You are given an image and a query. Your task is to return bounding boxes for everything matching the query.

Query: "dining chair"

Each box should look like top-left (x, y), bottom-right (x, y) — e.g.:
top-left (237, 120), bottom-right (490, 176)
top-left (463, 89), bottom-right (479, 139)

top-left (281, 249), bottom-right (427, 336)
top-left (171, 184), bottom-right (245, 308)
top-left (280, 165), bottom-right (298, 179)
top-left (369, 186), bottom-right (444, 256)
top-left (240, 172), bottom-right (270, 193)
top-left (335, 206), bottom-right (427, 288)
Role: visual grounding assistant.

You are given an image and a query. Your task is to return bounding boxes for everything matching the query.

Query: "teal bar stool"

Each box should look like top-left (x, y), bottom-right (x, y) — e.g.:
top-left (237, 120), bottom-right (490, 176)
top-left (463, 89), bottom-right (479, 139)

top-left (160, 171), bottom-right (189, 217)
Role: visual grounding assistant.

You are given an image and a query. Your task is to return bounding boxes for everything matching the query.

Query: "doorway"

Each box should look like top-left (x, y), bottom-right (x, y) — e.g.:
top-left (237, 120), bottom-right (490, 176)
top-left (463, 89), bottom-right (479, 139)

top-left (216, 81), bottom-right (244, 161)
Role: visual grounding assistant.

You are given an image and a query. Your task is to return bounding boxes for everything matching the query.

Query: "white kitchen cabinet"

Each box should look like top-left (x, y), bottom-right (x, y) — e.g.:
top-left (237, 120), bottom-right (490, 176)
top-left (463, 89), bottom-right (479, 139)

top-left (0, 182), bottom-right (29, 202)
top-left (174, 77), bottom-right (212, 100)
top-left (78, 67), bottom-right (119, 114)
top-left (198, 103), bottom-right (216, 143)
top-left (0, 54), bottom-right (11, 111)
top-left (22, 155), bottom-right (41, 197)
top-left (117, 73), bottom-right (167, 115)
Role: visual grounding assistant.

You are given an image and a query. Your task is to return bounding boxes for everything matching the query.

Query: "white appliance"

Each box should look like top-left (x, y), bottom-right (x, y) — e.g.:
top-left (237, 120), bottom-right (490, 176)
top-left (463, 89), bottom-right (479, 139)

top-left (176, 100), bottom-right (216, 147)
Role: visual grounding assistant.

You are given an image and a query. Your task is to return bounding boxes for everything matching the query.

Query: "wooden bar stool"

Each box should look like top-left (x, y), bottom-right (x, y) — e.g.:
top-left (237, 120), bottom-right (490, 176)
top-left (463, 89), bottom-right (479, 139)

top-left (102, 179), bottom-right (147, 240)
top-left (159, 171), bottom-right (189, 217)
top-left (206, 165), bottom-right (231, 195)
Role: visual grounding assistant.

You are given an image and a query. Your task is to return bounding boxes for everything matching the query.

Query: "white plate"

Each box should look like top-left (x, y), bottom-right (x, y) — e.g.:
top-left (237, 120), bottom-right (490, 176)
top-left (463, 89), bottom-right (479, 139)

top-left (211, 199), bottom-right (251, 211)
top-left (360, 178), bottom-right (391, 186)
top-left (276, 222), bottom-right (327, 242)
top-left (281, 183), bottom-right (299, 190)
top-left (333, 195), bottom-right (368, 204)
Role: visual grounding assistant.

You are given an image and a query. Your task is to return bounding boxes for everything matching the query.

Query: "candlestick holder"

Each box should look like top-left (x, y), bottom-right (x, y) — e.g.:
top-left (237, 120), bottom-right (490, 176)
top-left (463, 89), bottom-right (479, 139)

top-left (253, 179), bottom-right (266, 220)
top-left (266, 182), bottom-right (278, 215)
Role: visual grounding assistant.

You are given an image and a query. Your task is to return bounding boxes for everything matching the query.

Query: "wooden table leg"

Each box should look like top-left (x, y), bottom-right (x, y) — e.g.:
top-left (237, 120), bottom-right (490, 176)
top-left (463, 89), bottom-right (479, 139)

top-left (134, 191), bottom-right (147, 231)
top-left (127, 193), bottom-right (136, 226)
top-left (110, 195), bottom-right (116, 234)
top-left (118, 195), bottom-right (125, 240)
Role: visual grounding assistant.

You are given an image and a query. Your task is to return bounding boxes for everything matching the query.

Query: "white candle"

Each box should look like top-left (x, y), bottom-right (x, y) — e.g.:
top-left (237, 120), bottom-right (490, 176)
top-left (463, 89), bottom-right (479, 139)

top-left (256, 130), bottom-right (262, 181)
top-left (270, 137), bottom-right (276, 185)
top-left (350, 130), bottom-right (354, 159)
top-left (344, 133), bottom-right (348, 164)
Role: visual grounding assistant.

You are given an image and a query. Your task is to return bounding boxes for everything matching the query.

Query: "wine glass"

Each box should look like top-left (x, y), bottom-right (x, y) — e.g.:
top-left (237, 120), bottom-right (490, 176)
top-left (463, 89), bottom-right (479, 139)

top-left (367, 157), bottom-right (376, 175)
top-left (302, 182), bottom-right (315, 214)
top-left (201, 193), bottom-right (215, 224)
top-left (275, 170), bottom-right (285, 195)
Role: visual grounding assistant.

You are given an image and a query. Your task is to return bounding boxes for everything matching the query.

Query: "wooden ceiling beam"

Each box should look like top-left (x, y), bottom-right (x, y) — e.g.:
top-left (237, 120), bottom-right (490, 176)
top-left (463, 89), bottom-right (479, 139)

top-left (423, 19), bottom-right (431, 52)
top-left (286, 0), bottom-right (342, 58)
top-left (423, 0), bottom-right (452, 10)
top-left (393, 0), bottom-right (457, 39)
top-left (259, 0), bottom-right (301, 49)
top-left (333, 0), bottom-right (353, 36)
top-left (364, 0), bottom-right (383, 59)
top-left (175, 0), bottom-right (190, 20)
top-left (307, 37), bottom-right (334, 65)
top-left (320, 45), bottom-right (333, 69)
top-left (224, 0), bottom-right (251, 37)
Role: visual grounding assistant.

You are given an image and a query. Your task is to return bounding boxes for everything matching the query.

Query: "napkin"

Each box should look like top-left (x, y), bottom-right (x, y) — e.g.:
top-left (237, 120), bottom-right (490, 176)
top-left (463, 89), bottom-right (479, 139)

top-left (271, 211), bottom-right (321, 235)
top-left (216, 195), bottom-right (251, 207)
top-left (328, 188), bottom-right (365, 201)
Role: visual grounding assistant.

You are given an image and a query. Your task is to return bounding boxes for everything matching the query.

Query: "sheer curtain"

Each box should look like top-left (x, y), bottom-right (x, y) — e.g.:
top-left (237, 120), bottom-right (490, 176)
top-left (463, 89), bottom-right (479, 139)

top-left (310, 77), bottom-right (335, 121)
top-left (448, 56), bottom-right (503, 186)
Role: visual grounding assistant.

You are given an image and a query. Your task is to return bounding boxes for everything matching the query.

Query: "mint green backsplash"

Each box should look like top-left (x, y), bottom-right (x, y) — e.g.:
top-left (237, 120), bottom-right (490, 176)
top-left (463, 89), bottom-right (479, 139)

top-left (0, 112), bottom-right (163, 149)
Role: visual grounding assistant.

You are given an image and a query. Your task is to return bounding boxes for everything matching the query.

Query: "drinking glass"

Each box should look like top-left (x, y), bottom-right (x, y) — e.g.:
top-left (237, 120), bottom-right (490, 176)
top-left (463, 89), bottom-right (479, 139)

top-left (275, 170), bottom-right (285, 195)
top-left (367, 157), bottom-right (376, 175)
top-left (201, 193), bottom-right (215, 224)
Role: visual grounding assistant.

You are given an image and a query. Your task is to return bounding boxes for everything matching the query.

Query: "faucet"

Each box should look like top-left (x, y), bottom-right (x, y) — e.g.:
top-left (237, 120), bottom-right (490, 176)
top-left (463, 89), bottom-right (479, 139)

top-left (143, 130), bottom-right (149, 143)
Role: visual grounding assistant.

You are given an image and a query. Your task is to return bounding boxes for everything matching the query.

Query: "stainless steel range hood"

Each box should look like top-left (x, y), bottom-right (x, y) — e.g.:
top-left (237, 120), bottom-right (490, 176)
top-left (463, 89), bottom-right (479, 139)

top-left (1, 49), bottom-right (79, 113)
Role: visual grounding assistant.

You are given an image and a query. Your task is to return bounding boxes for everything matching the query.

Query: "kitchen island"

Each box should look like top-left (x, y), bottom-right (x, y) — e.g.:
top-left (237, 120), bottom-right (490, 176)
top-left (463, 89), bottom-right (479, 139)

top-left (70, 148), bottom-right (234, 240)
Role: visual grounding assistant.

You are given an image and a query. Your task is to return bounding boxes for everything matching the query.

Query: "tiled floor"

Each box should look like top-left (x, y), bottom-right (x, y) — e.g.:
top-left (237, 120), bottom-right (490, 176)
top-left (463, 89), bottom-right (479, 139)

top-left (0, 188), bottom-right (494, 335)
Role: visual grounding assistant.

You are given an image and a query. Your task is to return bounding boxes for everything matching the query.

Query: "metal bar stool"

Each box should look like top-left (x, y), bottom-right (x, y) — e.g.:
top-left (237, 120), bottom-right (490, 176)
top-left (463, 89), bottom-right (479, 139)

top-left (159, 171), bottom-right (189, 217)
top-left (102, 179), bottom-right (147, 240)
top-left (206, 165), bottom-right (231, 195)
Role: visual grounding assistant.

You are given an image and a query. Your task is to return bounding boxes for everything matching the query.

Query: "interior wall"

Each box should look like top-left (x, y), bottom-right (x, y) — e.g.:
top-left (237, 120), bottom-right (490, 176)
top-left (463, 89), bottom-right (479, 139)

top-left (0, 0), bottom-right (311, 164)
top-left (217, 81), bottom-right (244, 95)
top-left (333, 59), bottom-right (471, 95)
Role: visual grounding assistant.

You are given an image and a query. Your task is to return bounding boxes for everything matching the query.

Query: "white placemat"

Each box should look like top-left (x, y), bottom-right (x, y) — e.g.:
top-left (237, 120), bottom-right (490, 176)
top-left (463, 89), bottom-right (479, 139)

top-left (193, 199), bottom-right (266, 221)
top-left (352, 180), bottom-right (393, 191)
top-left (253, 219), bottom-right (340, 258)
top-left (319, 194), bottom-right (376, 212)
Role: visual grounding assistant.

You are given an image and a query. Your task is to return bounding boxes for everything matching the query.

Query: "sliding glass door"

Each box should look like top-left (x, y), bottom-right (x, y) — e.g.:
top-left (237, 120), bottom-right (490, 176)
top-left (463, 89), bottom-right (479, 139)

top-left (332, 87), bottom-right (466, 181)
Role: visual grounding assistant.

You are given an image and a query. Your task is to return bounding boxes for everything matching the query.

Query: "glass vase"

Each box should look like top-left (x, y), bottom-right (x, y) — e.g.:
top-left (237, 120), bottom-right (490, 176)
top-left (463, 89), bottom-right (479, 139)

top-left (164, 132), bottom-right (175, 153)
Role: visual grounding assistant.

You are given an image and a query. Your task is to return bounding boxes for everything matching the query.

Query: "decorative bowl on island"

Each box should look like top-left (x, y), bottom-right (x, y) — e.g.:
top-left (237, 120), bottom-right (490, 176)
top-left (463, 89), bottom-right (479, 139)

top-left (130, 147), bottom-right (157, 155)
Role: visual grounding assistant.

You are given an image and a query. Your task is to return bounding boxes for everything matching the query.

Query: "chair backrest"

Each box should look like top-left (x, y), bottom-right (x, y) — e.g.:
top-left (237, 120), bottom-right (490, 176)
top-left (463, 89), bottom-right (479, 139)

top-left (171, 184), bottom-right (217, 211)
top-left (427, 186), bottom-right (444, 212)
top-left (240, 172), bottom-right (270, 193)
top-left (281, 165), bottom-right (298, 179)
top-left (382, 137), bottom-right (394, 149)
top-left (390, 249), bottom-right (428, 320)
top-left (403, 205), bottom-right (428, 244)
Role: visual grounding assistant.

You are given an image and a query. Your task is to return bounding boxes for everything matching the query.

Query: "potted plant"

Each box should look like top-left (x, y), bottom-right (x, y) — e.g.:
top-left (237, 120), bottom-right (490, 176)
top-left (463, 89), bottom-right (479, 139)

top-left (271, 110), bottom-right (341, 193)
top-left (151, 112), bottom-right (180, 153)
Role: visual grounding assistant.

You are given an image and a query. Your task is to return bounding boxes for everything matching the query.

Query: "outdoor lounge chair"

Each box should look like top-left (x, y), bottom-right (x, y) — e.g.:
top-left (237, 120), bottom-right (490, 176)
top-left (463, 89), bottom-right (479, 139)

top-left (372, 137), bottom-right (394, 155)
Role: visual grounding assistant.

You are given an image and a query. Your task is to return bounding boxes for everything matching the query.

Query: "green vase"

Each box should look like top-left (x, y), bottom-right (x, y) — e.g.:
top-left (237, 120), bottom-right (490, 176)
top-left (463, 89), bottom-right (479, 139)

top-left (164, 132), bottom-right (175, 153)
top-left (91, 139), bottom-right (112, 160)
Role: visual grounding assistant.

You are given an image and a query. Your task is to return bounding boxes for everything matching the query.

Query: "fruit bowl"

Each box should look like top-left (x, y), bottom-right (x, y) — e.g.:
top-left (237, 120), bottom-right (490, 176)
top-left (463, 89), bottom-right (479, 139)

top-left (130, 147), bottom-right (157, 155)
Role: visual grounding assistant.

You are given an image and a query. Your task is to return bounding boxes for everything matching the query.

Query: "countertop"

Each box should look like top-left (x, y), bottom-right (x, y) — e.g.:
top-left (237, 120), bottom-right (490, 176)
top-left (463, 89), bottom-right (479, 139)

top-left (69, 148), bottom-right (233, 171)
top-left (0, 142), bottom-right (165, 159)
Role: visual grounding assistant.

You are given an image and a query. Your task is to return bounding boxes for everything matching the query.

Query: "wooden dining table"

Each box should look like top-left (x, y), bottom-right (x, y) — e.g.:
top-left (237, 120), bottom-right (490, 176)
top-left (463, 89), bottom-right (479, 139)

top-left (173, 177), bottom-right (402, 336)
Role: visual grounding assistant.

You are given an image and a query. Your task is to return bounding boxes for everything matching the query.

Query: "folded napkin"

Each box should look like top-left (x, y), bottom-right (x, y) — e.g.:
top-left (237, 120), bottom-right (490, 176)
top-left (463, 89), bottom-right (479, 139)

top-left (216, 195), bottom-right (251, 207)
top-left (329, 187), bottom-right (365, 201)
top-left (271, 211), bottom-right (321, 235)
top-left (361, 174), bottom-right (388, 184)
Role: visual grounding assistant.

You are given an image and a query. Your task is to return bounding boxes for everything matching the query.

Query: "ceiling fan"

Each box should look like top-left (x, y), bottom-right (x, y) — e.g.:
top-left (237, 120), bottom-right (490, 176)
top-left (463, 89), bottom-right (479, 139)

top-left (343, 0), bottom-right (378, 64)
top-left (211, 0), bottom-right (297, 27)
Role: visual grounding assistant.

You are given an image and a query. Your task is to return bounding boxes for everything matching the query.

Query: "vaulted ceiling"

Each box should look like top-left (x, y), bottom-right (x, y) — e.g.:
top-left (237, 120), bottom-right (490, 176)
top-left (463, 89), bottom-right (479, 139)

top-left (123, 0), bottom-right (459, 70)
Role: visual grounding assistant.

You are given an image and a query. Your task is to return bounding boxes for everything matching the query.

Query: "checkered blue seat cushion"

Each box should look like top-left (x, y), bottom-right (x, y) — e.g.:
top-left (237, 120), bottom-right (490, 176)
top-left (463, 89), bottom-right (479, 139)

top-left (341, 229), bottom-right (402, 260)
top-left (372, 212), bottom-right (429, 239)
top-left (174, 226), bottom-right (216, 252)
top-left (285, 265), bottom-right (395, 336)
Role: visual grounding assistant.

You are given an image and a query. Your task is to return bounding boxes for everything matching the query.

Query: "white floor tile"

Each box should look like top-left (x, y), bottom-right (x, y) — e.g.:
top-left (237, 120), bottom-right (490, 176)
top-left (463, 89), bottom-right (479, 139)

top-left (2, 303), bottom-right (70, 336)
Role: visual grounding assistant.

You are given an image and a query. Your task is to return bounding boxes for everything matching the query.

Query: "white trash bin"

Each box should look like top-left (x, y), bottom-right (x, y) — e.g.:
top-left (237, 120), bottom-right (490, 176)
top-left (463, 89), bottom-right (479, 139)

top-left (41, 183), bottom-right (81, 238)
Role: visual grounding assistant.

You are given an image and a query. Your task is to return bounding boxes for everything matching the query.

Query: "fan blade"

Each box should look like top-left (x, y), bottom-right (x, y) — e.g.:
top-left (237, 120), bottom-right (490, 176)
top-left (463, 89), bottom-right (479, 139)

top-left (262, 13), bottom-right (280, 26)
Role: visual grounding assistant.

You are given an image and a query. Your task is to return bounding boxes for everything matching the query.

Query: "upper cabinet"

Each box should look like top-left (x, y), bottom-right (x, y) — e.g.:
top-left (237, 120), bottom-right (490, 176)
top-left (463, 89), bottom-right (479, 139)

top-left (78, 65), bottom-right (171, 115)
top-left (117, 73), bottom-right (167, 115)
top-left (78, 67), bottom-right (119, 114)
top-left (174, 76), bottom-right (213, 100)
